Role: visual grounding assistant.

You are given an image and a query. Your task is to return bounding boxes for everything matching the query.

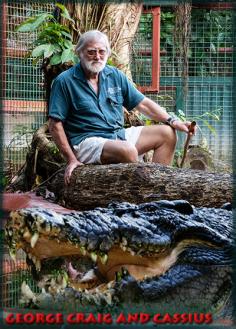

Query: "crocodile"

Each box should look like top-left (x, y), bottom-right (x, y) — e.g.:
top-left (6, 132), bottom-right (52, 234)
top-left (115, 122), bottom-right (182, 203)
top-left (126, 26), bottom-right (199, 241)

top-left (5, 200), bottom-right (233, 320)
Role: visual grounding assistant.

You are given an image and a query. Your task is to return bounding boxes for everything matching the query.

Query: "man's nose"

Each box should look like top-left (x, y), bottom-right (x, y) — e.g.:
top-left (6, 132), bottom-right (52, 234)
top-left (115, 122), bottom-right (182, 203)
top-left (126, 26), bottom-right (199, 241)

top-left (94, 52), bottom-right (100, 59)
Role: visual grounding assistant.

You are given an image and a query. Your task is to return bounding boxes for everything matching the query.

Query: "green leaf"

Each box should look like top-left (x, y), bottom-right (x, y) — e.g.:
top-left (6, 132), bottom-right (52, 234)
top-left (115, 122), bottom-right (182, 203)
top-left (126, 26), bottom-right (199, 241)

top-left (17, 22), bottom-right (35, 32)
top-left (63, 40), bottom-right (73, 49)
top-left (52, 43), bottom-right (62, 53)
top-left (31, 13), bottom-right (54, 30)
top-left (61, 13), bottom-right (75, 24)
top-left (55, 3), bottom-right (75, 24)
top-left (61, 31), bottom-right (72, 39)
top-left (50, 54), bottom-right (62, 65)
top-left (73, 55), bottom-right (79, 64)
top-left (44, 44), bottom-right (58, 58)
top-left (31, 44), bottom-right (53, 58)
top-left (61, 48), bottom-right (74, 63)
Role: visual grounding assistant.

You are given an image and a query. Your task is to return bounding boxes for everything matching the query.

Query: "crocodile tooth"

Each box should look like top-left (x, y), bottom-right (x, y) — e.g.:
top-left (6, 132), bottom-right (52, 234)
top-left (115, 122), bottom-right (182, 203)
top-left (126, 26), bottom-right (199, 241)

top-left (84, 289), bottom-right (89, 294)
top-left (28, 253), bottom-right (32, 259)
top-left (36, 259), bottom-right (41, 272)
top-left (104, 293), bottom-right (112, 305)
top-left (121, 245), bottom-right (127, 252)
top-left (32, 255), bottom-right (37, 265)
top-left (62, 277), bottom-right (67, 288)
top-left (31, 232), bottom-right (39, 248)
top-left (45, 224), bottom-right (51, 232)
top-left (8, 229), bottom-right (13, 237)
top-left (36, 216), bottom-right (45, 224)
top-left (107, 282), bottom-right (113, 289)
top-left (122, 237), bottom-right (127, 246)
top-left (80, 247), bottom-right (86, 255)
top-left (130, 250), bottom-right (135, 256)
top-left (23, 229), bottom-right (31, 240)
top-left (50, 278), bottom-right (56, 287)
top-left (9, 249), bottom-right (16, 262)
top-left (57, 274), bottom-right (62, 283)
top-left (100, 254), bottom-right (108, 264)
top-left (90, 252), bottom-right (97, 263)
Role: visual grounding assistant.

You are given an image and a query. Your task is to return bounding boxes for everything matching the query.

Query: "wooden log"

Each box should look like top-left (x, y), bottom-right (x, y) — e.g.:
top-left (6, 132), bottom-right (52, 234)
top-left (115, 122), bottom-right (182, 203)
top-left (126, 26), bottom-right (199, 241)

top-left (7, 123), bottom-right (232, 210)
top-left (47, 162), bottom-right (232, 210)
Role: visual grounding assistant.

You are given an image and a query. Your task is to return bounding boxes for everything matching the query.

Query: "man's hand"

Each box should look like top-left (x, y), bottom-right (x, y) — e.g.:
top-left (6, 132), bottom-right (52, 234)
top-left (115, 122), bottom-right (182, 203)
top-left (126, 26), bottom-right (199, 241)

top-left (171, 120), bottom-right (197, 135)
top-left (65, 159), bottom-right (83, 185)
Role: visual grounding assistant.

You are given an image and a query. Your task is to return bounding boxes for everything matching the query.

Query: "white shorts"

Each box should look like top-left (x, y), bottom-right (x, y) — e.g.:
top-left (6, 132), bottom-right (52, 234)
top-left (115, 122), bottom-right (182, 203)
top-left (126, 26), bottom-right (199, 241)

top-left (73, 126), bottom-right (144, 164)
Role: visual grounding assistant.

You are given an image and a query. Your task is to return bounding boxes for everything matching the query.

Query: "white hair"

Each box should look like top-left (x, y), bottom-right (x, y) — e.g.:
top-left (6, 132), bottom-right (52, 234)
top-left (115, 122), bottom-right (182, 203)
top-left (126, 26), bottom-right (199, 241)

top-left (75, 30), bottom-right (111, 57)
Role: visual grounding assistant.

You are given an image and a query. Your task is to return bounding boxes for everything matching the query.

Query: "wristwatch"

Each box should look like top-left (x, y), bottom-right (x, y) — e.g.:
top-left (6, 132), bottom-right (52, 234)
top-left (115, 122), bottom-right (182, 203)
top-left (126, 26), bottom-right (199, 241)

top-left (165, 116), bottom-right (178, 126)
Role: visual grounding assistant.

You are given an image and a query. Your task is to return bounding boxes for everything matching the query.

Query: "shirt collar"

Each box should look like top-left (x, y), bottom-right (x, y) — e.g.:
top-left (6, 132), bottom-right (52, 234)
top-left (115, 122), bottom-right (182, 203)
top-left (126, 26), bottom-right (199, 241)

top-left (73, 62), bottom-right (113, 81)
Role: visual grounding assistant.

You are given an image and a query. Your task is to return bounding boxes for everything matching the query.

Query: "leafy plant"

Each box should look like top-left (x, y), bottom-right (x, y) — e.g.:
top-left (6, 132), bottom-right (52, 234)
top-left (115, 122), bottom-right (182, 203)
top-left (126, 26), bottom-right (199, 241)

top-left (16, 3), bottom-right (78, 66)
top-left (169, 108), bottom-right (222, 136)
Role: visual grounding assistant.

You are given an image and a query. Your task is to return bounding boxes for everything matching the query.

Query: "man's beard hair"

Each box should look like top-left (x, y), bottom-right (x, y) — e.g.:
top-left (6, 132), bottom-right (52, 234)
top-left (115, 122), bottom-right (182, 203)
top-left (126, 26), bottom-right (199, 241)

top-left (80, 55), bottom-right (107, 73)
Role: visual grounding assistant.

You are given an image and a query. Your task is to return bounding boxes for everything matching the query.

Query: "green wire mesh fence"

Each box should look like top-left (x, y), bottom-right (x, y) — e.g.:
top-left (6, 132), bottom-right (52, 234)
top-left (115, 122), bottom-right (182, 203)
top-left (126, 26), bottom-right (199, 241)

top-left (131, 4), bottom-right (233, 163)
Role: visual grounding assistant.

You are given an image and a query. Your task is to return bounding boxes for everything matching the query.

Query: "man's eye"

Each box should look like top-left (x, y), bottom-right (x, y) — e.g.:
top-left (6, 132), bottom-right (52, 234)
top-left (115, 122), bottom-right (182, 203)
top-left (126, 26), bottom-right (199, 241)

top-left (87, 50), bottom-right (96, 56)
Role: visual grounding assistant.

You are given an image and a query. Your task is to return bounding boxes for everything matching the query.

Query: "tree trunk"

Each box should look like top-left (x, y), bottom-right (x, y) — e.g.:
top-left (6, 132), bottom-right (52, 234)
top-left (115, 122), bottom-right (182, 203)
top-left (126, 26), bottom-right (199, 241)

top-left (7, 123), bottom-right (232, 210)
top-left (47, 163), bottom-right (232, 210)
top-left (65, 2), bottom-right (143, 80)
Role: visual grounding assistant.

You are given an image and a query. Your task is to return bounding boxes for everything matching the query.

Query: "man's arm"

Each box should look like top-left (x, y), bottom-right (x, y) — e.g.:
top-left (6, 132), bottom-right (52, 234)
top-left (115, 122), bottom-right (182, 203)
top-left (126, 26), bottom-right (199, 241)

top-left (49, 118), bottom-right (83, 184)
top-left (135, 97), bottom-right (195, 134)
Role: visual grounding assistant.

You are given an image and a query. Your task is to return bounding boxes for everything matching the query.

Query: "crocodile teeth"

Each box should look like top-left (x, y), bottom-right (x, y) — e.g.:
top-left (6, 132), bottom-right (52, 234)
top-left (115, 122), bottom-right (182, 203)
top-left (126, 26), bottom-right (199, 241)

top-left (35, 259), bottom-right (41, 272)
top-left (31, 232), bottom-right (39, 248)
top-left (80, 269), bottom-right (97, 283)
top-left (100, 254), bottom-right (108, 264)
top-left (90, 252), bottom-right (97, 263)
top-left (21, 281), bottom-right (36, 302)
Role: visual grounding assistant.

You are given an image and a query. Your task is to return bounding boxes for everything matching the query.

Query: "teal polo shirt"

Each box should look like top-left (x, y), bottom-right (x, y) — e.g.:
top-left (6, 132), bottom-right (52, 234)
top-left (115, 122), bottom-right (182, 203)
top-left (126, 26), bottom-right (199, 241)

top-left (49, 63), bottom-right (145, 146)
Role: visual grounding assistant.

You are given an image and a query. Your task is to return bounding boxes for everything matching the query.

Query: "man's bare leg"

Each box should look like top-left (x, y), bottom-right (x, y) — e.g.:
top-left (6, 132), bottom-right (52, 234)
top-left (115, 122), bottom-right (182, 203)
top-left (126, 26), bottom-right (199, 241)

top-left (135, 125), bottom-right (177, 165)
top-left (101, 140), bottom-right (138, 164)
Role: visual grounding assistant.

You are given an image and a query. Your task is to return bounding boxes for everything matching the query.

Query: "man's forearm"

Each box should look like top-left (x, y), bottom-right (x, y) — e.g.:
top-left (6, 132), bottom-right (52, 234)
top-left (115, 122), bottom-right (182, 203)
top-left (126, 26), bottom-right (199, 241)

top-left (135, 97), bottom-right (171, 123)
top-left (49, 119), bottom-right (77, 163)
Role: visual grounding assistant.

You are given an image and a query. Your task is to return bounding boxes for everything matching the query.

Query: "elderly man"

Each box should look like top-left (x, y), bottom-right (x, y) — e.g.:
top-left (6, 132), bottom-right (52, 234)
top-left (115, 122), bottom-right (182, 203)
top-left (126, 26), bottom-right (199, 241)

top-left (49, 30), bottom-right (195, 184)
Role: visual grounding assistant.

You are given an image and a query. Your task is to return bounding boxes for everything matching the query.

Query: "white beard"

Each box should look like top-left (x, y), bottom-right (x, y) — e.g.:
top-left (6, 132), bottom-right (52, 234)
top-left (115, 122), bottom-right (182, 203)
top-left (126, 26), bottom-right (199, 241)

top-left (80, 55), bottom-right (107, 74)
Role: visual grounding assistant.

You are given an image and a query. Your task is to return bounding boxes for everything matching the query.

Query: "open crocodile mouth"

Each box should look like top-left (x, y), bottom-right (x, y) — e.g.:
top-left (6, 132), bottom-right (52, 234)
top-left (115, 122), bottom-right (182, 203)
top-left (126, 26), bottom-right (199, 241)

top-left (5, 200), bottom-right (233, 311)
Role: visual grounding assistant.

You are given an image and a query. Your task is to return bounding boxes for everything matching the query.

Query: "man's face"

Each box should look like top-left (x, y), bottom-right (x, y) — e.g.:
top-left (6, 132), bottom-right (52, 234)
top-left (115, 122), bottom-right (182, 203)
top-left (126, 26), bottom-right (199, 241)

top-left (80, 40), bottom-right (108, 74)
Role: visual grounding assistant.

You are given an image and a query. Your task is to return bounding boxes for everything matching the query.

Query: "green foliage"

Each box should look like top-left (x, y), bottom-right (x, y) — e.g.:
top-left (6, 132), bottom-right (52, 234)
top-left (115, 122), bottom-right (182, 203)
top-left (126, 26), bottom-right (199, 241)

top-left (169, 108), bottom-right (222, 136)
top-left (16, 3), bottom-right (78, 66)
top-left (160, 11), bottom-right (175, 47)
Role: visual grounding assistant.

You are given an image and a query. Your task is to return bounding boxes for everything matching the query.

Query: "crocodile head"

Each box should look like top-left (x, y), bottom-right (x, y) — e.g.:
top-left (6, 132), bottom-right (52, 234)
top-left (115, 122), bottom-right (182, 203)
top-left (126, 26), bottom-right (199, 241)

top-left (5, 200), bottom-right (233, 317)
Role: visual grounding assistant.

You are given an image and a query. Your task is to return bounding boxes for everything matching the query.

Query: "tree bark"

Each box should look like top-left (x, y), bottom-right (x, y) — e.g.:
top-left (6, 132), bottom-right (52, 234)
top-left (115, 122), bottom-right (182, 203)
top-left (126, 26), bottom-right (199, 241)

top-left (48, 162), bottom-right (232, 210)
top-left (7, 123), bottom-right (232, 210)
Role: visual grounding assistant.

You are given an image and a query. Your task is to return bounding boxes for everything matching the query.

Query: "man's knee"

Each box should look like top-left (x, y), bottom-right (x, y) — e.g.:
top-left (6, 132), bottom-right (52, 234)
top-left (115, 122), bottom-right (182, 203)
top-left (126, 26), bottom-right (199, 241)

top-left (164, 125), bottom-right (178, 146)
top-left (119, 142), bottom-right (138, 163)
